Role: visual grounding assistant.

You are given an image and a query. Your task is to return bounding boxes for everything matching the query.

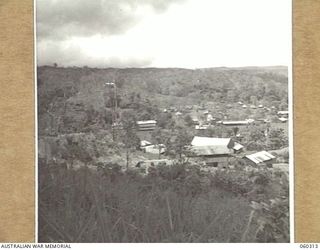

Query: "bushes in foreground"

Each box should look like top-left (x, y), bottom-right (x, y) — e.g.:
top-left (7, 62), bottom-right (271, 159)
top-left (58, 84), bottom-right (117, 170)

top-left (38, 163), bottom-right (289, 243)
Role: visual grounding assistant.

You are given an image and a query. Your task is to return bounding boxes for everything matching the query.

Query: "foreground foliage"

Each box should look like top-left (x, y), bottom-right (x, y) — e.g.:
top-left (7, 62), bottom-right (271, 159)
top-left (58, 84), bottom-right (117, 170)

top-left (39, 162), bottom-right (289, 243)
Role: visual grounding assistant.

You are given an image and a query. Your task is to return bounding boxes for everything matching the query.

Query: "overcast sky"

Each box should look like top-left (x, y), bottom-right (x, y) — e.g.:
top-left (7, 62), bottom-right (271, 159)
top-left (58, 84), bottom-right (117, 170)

top-left (37, 0), bottom-right (291, 68)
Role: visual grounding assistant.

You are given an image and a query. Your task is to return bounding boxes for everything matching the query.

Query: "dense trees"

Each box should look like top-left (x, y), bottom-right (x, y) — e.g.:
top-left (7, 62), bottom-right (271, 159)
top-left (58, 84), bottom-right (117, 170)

top-left (120, 112), bottom-right (140, 168)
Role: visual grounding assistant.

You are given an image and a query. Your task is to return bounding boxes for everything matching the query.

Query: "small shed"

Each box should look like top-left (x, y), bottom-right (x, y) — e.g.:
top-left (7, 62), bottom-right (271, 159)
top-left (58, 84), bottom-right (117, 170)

top-left (244, 151), bottom-right (276, 167)
top-left (222, 119), bottom-right (254, 126)
top-left (143, 144), bottom-right (166, 154)
top-left (277, 111), bottom-right (289, 117)
top-left (279, 117), bottom-right (288, 123)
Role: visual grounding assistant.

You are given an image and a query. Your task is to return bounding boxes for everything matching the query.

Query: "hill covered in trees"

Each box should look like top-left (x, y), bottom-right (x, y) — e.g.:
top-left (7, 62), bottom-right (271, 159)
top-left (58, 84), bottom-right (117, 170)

top-left (38, 65), bottom-right (288, 135)
top-left (38, 66), bottom-right (289, 242)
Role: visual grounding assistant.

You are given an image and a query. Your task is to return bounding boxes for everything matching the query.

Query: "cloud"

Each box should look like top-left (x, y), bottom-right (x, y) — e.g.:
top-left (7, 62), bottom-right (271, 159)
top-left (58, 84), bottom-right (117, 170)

top-left (37, 40), bottom-right (154, 67)
top-left (37, 0), bottom-right (186, 41)
top-left (36, 0), bottom-right (291, 68)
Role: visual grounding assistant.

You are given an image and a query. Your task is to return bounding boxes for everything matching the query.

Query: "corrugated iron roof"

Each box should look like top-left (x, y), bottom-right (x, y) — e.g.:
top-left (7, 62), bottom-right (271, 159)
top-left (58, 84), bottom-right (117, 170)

top-left (245, 151), bottom-right (275, 164)
top-left (233, 142), bottom-right (244, 151)
top-left (137, 120), bottom-right (157, 125)
top-left (190, 145), bottom-right (232, 156)
top-left (191, 136), bottom-right (231, 146)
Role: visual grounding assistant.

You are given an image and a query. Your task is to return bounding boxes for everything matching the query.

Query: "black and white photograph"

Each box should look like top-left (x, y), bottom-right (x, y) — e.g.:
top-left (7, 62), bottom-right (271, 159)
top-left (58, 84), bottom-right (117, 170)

top-left (37, 0), bottom-right (292, 243)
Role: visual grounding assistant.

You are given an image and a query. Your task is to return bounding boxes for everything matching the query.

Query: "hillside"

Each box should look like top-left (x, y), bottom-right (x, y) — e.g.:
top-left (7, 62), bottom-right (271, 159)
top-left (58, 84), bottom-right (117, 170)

top-left (38, 66), bottom-right (290, 243)
top-left (38, 66), bottom-right (288, 135)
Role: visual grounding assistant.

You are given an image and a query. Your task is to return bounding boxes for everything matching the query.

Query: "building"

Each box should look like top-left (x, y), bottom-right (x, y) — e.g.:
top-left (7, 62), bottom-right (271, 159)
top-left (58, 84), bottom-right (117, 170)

top-left (233, 142), bottom-right (244, 153)
top-left (137, 120), bottom-right (157, 131)
top-left (189, 136), bottom-right (243, 167)
top-left (143, 144), bottom-right (166, 154)
top-left (192, 118), bottom-right (200, 125)
top-left (206, 114), bottom-right (214, 122)
top-left (244, 151), bottom-right (276, 167)
top-left (222, 119), bottom-right (254, 126)
top-left (277, 111), bottom-right (289, 119)
top-left (140, 140), bottom-right (152, 148)
top-left (222, 121), bottom-right (248, 126)
top-left (195, 124), bottom-right (212, 130)
top-left (279, 117), bottom-right (288, 123)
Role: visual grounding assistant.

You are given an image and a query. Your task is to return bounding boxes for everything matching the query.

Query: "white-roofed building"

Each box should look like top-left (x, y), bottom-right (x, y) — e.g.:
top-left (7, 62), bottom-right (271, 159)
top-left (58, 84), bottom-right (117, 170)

top-left (191, 136), bottom-right (232, 147)
top-left (140, 140), bottom-right (152, 148)
top-left (222, 120), bottom-right (252, 126)
top-left (195, 124), bottom-right (212, 130)
top-left (233, 142), bottom-right (244, 153)
top-left (277, 111), bottom-right (289, 116)
top-left (189, 136), bottom-right (242, 167)
top-left (279, 117), bottom-right (288, 123)
top-left (137, 120), bottom-right (157, 131)
top-left (143, 144), bottom-right (166, 155)
top-left (244, 151), bottom-right (276, 166)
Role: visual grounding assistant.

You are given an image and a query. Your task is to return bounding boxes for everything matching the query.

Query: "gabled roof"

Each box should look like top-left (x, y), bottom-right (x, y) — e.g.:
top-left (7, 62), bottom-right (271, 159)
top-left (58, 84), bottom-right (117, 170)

top-left (190, 145), bottom-right (232, 156)
top-left (190, 136), bottom-right (233, 156)
top-left (245, 151), bottom-right (275, 164)
top-left (191, 136), bottom-right (231, 146)
top-left (233, 142), bottom-right (244, 151)
top-left (140, 140), bottom-right (152, 147)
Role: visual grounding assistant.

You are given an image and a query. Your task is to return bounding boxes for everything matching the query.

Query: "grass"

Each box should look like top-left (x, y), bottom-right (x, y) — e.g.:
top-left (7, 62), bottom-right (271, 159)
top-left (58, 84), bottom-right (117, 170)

top-left (39, 163), bottom-right (267, 243)
top-left (38, 159), bottom-right (289, 243)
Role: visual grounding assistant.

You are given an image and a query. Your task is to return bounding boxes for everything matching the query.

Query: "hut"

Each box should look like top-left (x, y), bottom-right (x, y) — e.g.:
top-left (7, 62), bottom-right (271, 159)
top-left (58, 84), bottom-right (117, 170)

top-left (244, 151), bottom-right (276, 167)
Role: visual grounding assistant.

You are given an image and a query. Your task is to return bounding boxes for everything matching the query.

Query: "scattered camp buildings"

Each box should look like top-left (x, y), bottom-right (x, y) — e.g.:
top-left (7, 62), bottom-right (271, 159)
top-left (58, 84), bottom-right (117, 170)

top-left (137, 120), bottom-right (157, 131)
top-left (244, 151), bottom-right (276, 167)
